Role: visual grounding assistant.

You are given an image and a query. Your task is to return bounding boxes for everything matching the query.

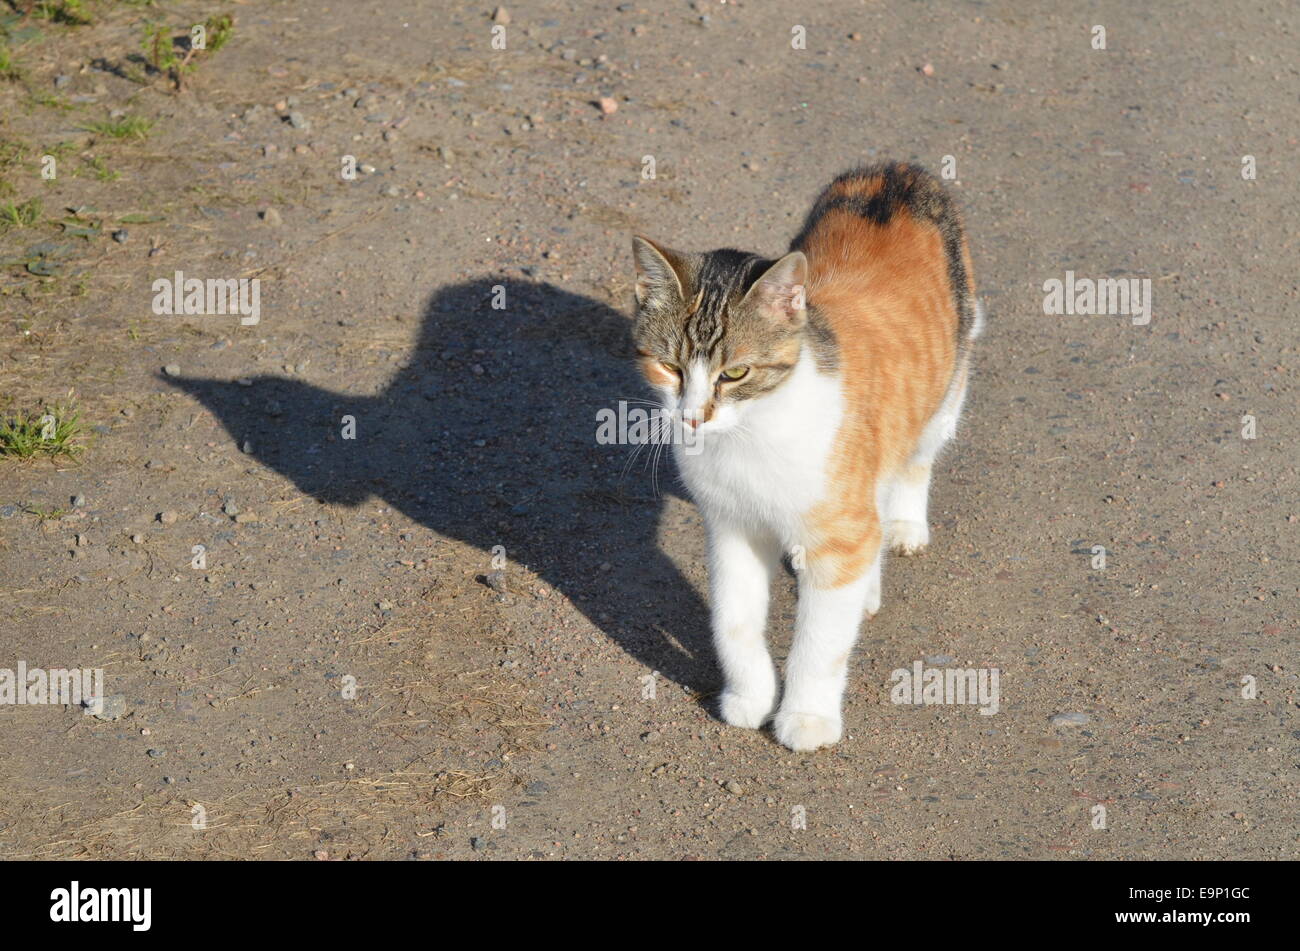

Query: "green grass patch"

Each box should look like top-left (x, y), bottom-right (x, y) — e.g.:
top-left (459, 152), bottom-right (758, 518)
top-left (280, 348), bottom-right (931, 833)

top-left (0, 195), bottom-right (41, 232)
top-left (204, 13), bottom-right (234, 52)
top-left (0, 40), bottom-right (25, 81)
top-left (83, 154), bottom-right (118, 180)
top-left (141, 13), bottom-right (234, 88)
top-left (20, 503), bottom-right (70, 519)
top-left (26, 86), bottom-right (72, 110)
top-left (82, 115), bottom-right (153, 140)
top-left (31, 1), bottom-right (92, 26)
top-left (0, 402), bottom-right (85, 459)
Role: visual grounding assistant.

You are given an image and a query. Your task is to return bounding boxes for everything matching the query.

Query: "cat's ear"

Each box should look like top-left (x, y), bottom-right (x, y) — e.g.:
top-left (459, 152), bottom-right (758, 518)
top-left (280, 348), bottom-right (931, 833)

top-left (632, 236), bottom-right (689, 309)
top-left (743, 251), bottom-right (808, 325)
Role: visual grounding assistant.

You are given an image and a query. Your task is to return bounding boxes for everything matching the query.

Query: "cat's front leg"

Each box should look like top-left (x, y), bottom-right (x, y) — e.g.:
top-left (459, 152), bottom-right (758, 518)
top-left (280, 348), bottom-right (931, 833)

top-left (706, 517), bottom-right (780, 729)
top-left (775, 533), bottom-right (882, 752)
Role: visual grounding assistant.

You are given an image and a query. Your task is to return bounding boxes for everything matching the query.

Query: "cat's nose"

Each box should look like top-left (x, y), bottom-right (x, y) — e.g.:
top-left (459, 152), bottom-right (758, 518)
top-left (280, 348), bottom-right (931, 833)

top-left (683, 406), bottom-right (711, 429)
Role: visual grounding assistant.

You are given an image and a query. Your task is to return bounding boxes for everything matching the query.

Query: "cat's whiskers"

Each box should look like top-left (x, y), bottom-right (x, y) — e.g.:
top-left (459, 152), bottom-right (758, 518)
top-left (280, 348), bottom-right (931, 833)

top-left (616, 395), bottom-right (671, 486)
top-left (647, 408), bottom-right (676, 498)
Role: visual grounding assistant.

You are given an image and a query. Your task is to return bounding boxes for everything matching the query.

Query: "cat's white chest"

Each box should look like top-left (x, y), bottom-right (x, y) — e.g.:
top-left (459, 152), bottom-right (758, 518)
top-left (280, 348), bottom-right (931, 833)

top-left (674, 353), bottom-right (842, 543)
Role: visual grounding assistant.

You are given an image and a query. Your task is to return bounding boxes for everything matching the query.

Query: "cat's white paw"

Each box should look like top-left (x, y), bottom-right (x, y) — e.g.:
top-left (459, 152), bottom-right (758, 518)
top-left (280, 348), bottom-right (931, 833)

top-left (886, 519), bottom-right (930, 556)
top-left (773, 710), bottom-right (842, 751)
top-left (720, 689), bottom-right (775, 729)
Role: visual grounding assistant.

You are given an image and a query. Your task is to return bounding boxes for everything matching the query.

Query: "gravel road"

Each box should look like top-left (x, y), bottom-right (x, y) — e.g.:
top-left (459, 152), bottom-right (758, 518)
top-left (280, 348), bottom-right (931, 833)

top-left (0, 0), bottom-right (1295, 859)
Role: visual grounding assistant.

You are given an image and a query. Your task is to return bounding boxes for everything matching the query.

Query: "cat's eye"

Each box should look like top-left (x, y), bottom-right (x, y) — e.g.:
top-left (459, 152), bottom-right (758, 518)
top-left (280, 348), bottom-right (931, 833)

top-left (719, 366), bottom-right (749, 381)
top-left (660, 361), bottom-right (681, 376)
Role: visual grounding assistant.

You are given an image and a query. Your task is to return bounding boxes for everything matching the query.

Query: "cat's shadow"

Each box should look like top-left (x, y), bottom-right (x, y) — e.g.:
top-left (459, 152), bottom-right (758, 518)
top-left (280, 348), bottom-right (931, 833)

top-left (166, 278), bottom-right (713, 694)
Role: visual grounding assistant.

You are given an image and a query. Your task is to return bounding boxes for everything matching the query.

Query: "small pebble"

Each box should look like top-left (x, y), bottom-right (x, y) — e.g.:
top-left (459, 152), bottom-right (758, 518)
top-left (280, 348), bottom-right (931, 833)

top-left (86, 694), bottom-right (127, 720)
top-left (1049, 712), bottom-right (1090, 727)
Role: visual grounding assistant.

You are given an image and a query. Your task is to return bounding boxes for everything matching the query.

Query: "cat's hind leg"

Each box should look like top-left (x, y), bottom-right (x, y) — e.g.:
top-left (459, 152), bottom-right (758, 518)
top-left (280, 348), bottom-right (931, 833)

top-left (885, 361), bottom-right (969, 556)
top-left (884, 461), bottom-right (934, 556)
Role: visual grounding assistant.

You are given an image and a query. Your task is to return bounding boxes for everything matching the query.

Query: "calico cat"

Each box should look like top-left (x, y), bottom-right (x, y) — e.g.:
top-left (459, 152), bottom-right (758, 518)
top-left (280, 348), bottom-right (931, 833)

top-left (631, 162), bottom-right (982, 751)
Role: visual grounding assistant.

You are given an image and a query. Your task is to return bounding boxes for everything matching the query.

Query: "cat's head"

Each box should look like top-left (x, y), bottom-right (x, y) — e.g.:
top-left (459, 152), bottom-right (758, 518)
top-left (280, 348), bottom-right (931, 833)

top-left (631, 236), bottom-right (808, 436)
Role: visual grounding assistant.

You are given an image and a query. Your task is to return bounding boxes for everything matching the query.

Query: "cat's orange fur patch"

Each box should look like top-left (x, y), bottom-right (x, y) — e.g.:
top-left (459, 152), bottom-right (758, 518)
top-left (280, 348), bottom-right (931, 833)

top-left (800, 183), bottom-right (974, 589)
top-left (825, 172), bottom-right (887, 201)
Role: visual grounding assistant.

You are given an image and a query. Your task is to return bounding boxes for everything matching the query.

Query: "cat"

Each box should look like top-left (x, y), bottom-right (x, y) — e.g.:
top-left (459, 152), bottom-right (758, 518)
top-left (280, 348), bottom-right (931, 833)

top-left (631, 162), bottom-right (982, 751)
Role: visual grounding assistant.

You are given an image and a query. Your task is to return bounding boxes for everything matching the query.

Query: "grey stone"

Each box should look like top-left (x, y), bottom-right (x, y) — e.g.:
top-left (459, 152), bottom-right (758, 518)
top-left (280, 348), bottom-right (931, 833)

top-left (1050, 712), bottom-right (1090, 727)
top-left (86, 694), bottom-right (127, 720)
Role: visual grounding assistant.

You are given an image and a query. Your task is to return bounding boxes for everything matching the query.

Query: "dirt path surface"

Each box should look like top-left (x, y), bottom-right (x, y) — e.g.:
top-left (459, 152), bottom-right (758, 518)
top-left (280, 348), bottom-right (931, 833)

top-left (1, 0), bottom-right (1296, 860)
